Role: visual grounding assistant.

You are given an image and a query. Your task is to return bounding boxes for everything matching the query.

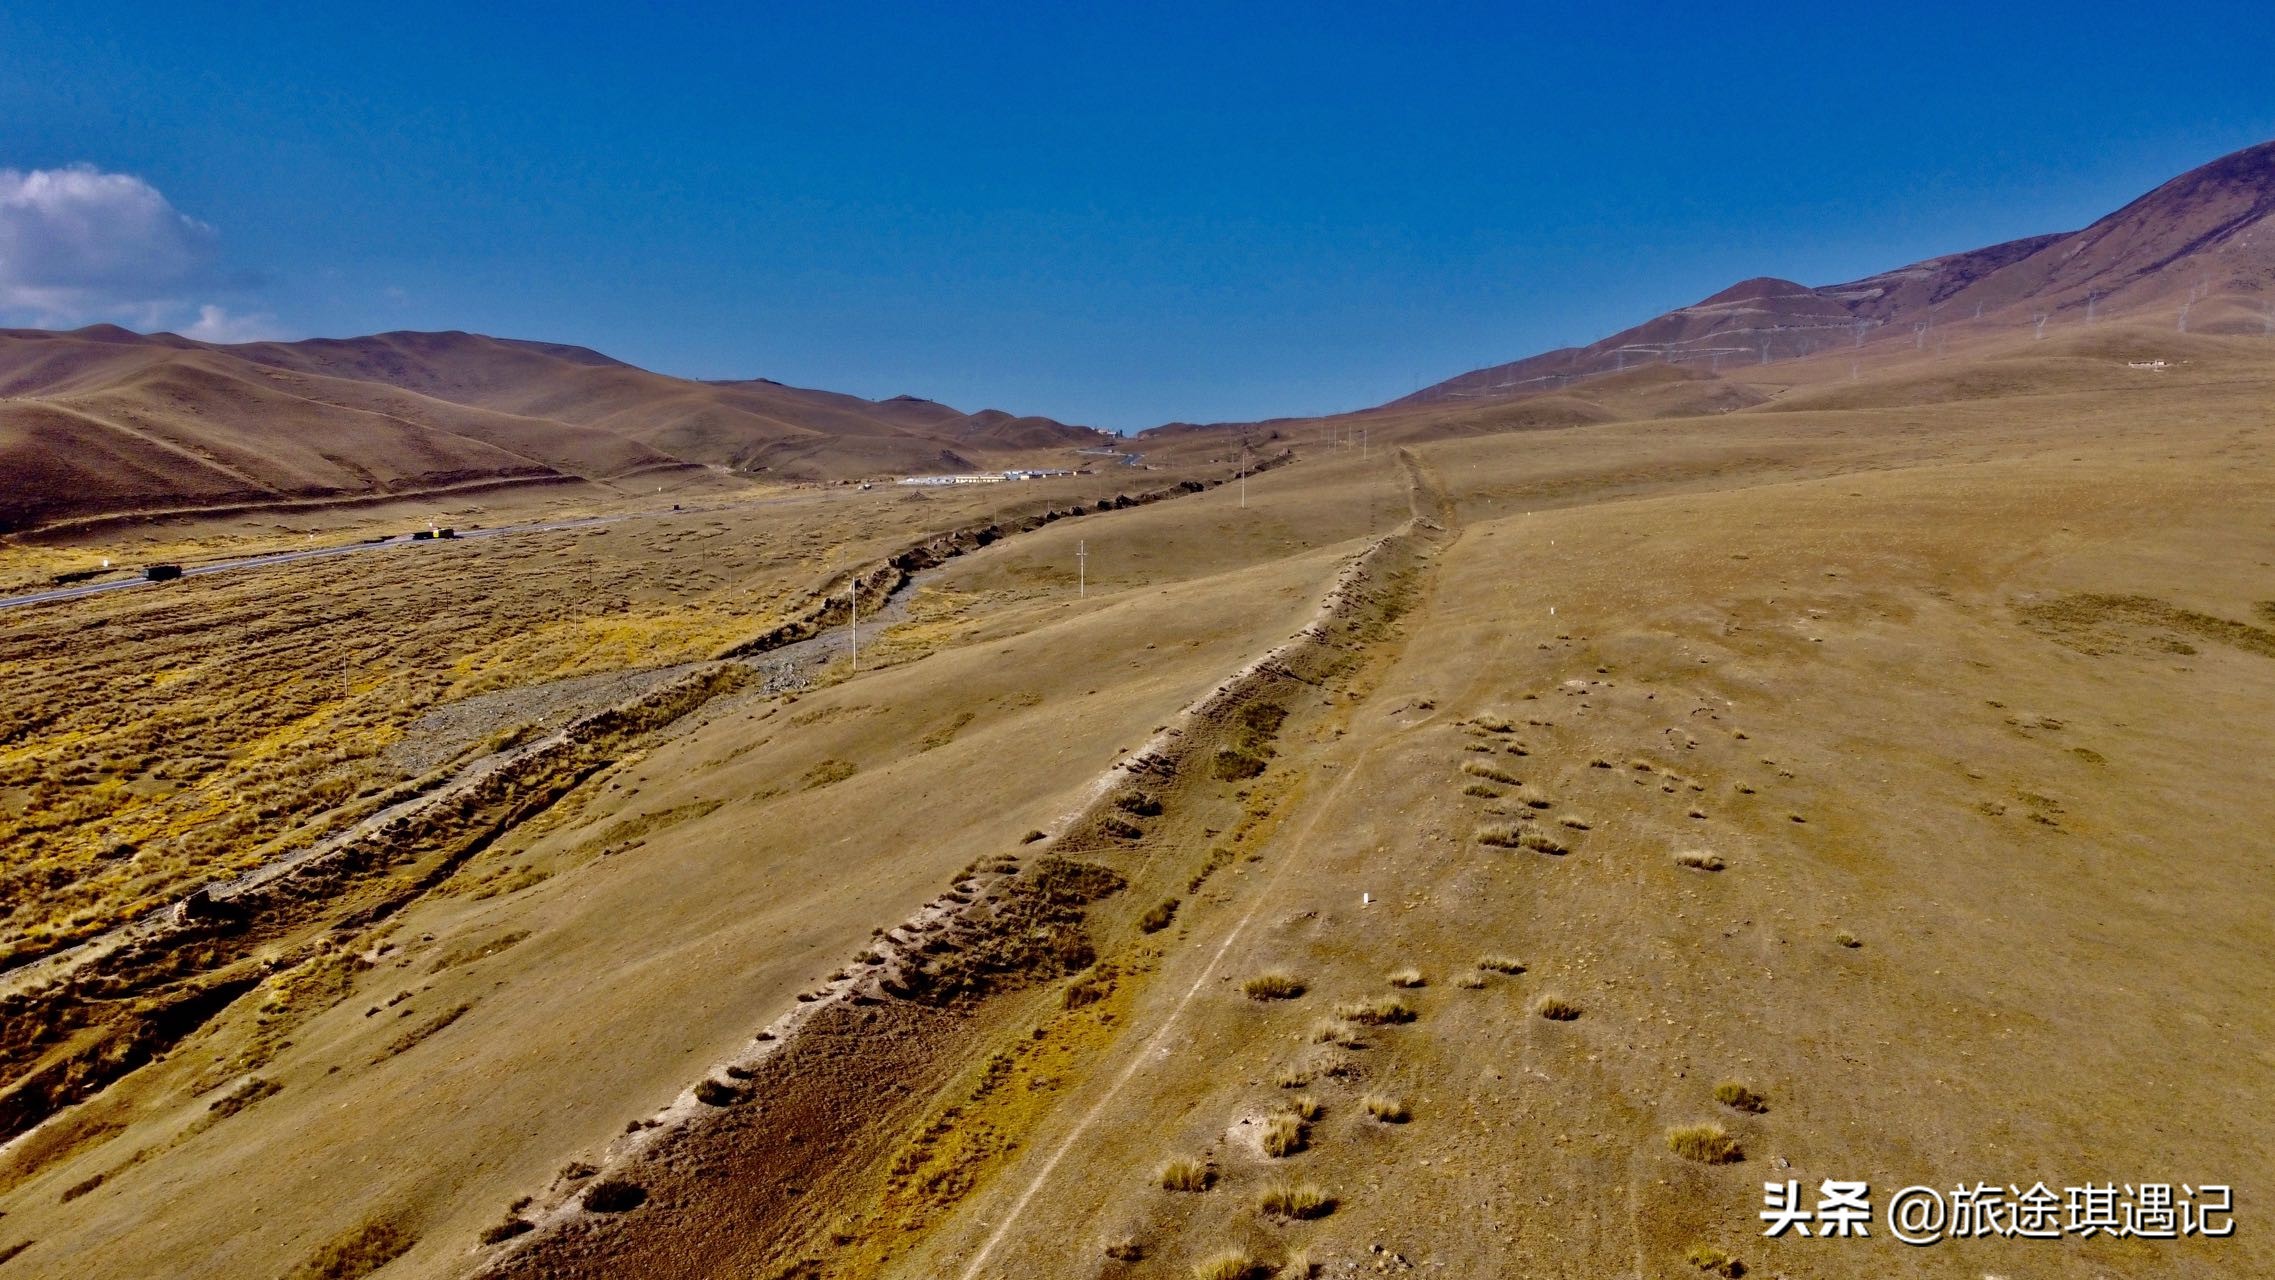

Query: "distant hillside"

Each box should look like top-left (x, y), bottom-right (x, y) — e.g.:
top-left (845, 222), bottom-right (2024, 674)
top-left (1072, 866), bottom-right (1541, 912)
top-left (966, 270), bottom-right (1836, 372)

top-left (1399, 137), bottom-right (2275, 405)
top-left (0, 326), bottom-right (1109, 534)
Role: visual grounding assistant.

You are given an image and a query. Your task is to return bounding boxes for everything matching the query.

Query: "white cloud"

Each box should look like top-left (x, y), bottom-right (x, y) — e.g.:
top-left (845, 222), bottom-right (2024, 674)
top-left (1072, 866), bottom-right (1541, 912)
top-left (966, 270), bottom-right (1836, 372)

top-left (0, 164), bottom-right (246, 332)
top-left (180, 304), bottom-right (280, 344)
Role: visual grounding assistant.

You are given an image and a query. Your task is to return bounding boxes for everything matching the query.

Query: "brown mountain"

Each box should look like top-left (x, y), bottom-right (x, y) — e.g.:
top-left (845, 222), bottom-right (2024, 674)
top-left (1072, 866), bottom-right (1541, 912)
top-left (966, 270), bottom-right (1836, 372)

top-left (0, 326), bottom-right (1108, 535)
top-left (1399, 137), bottom-right (2275, 404)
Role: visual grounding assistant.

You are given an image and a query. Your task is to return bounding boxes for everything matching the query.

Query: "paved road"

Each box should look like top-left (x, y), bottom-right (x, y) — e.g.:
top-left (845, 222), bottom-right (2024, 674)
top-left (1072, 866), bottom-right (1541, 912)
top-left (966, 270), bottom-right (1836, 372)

top-left (0, 509), bottom-right (637, 613)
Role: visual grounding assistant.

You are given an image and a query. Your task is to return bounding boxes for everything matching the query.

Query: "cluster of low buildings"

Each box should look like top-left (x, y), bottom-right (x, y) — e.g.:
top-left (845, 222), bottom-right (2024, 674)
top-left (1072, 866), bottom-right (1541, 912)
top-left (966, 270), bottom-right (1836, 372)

top-left (896, 468), bottom-right (1078, 486)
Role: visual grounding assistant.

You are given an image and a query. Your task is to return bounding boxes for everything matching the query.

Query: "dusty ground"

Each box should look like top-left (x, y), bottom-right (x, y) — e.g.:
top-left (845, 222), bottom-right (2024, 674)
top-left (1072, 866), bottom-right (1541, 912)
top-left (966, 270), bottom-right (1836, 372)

top-left (1, 324), bottom-right (2269, 1279)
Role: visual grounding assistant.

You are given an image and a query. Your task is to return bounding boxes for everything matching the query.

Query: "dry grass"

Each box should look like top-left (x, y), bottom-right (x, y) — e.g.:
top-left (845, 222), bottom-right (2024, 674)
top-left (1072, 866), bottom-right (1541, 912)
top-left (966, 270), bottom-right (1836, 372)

top-left (1476, 954), bottom-right (1525, 974)
top-left (1335, 996), bottom-right (1416, 1025)
top-left (1517, 830), bottom-right (1567, 855)
top-left (293, 1216), bottom-right (412, 1279)
top-left (1684, 1243), bottom-right (1745, 1277)
top-left (1138, 898), bottom-right (1180, 933)
top-left (1258, 1179), bottom-right (1335, 1219)
top-left (1362, 1093), bottom-right (1410, 1123)
top-left (1274, 1066), bottom-right (1311, 1088)
top-left (1461, 760), bottom-right (1519, 785)
top-left (1535, 995), bottom-right (1582, 1021)
top-left (1461, 782), bottom-right (1500, 797)
top-left (1260, 1112), bottom-right (1308, 1157)
top-left (1675, 851), bottom-right (1725, 872)
top-left (583, 1177), bottom-right (647, 1212)
top-left (1387, 966), bottom-right (1426, 988)
top-left (1279, 1093), bottom-right (1323, 1121)
top-left (1192, 1251), bottom-right (1269, 1280)
top-left (1835, 931), bottom-right (1863, 949)
top-left (1454, 972), bottom-right (1486, 989)
top-left (1104, 1236), bottom-right (1144, 1261)
top-left (1243, 970), bottom-right (1307, 1001)
top-left (1667, 1123), bottom-right (1743, 1164)
top-left (1714, 1081), bottom-right (1769, 1114)
top-left (1474, 823), bottom-right (1524, 848)
top-left (1308, 1019), bottom-right (1358, 1046)
top-left (1158, 1156), bottom-right (1213, 1192)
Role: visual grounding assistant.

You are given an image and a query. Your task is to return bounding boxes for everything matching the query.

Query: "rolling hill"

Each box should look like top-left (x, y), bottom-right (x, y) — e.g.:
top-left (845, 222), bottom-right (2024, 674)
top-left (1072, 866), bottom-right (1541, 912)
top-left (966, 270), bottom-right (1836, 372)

top-left (0, 326), bottom-right (1110, 535)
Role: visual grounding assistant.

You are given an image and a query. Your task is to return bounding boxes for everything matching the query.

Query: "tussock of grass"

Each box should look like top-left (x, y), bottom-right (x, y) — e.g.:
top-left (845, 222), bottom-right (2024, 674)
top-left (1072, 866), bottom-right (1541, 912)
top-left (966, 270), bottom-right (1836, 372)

top-left (1274, 1066), bottom-right (1311, 1088)
top-left (1192, 1251), bottom-right (1269, 1280)
top-left (1517, 830), bottom-right (1567, 855)
top-left (1462, 760), bottom-right (1520, 786)
top-left (1476, 954), bottom-right (1525, 974)
top-left (294, 1217), bottom-right (412, 1279)
top-left (1667, 1123), bottom-right (1743, 1164)
top-left (1258, 1180), bottom-right (1335, 1219)
top-left (1454, 972), bottom-right (1486, 989)
top-left (1685, 1243), bottom-right (1745, 1276)
top-left (1558, 815), bottom-right (1591, 829)
top-left (1335, 996), bottom-right (1415, 1025)
top-left (1675, 851), bottom-right (1725, 872)
top-left (1474, 824), bottom-right (1523, 848)
top-left (1387, 966), bottom-right (1425, 988)
top-left (1243, 970), bottom-right (1306, 1001)
top-left (1834, 931), bottom-right (1863, 949)
top-left (1138, 898), bottom-right (1179, 933)
top-left (1471, 714), bottom-right (1515, 733)
top-left (1105, 1236), bottom-right (1145, 1261)
top-left (1308, 1019), bottom-right (1357, 1046)
top-left (1260, 1113), bottom-right (1308, 1157)
top-left (1279, 1093), bottom-right (1323, 1121)
top-left (1362, 1093), bottom-right (1410, 1123)
top-left (1714, 1081), bottom-right (1768, 1114)
top-left (1158, 1156), bottom-right (1213, 1192)
top-left (1535, 995), bottom-right (1582, 1021)
top-left (1461, 782), bottom-right (1500, 797)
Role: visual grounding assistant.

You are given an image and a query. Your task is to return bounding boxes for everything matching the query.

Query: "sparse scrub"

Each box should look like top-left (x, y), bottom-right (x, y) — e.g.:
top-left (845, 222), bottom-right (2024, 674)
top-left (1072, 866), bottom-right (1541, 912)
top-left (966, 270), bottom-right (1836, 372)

top-left (1363, 1093), bottom-right (1410, 1123)
top-left (1260, 1112), bottom-right (1308, 1157)
top-left (1714, 1082), bottom-right (1768, 1114)
top-left (480, 1216), bottom-right (534, 1245)
top-left (1258, 1179), bottom-right (1335, 1219)
top-left (1243, 970), bottom-right (1306, 1001)
top-left (1667, 1123), bottom-right (1743, 1164)
top-left (1675, 851), bottom-right (1725, 872)
top-left (1335, 996), bottom-right (1415, 1025)
top-left (1536, 995), bottom-right (1582, 1021)
top-left (1158, 1156), bottom-right (1213, 1192)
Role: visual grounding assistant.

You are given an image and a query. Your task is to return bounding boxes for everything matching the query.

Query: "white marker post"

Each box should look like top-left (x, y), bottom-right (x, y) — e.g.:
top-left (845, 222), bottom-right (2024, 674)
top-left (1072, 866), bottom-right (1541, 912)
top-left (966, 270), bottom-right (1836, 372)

top-left (849, 584), bottom-right (858, 673)
top-left (1077, 540), bottom-right (1087, 598)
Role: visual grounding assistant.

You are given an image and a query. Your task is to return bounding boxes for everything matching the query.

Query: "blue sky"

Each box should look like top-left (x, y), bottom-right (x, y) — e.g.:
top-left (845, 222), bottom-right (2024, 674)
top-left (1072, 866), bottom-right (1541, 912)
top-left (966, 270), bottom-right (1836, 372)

top-left (2, 3), bottom-right (2269, 430)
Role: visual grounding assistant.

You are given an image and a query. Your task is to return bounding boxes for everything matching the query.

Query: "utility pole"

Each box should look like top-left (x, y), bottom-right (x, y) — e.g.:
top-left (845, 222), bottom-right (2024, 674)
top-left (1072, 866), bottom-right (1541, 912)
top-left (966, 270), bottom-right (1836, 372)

top-left (849, 583), bottom-right (858, 673)
top-left (1077, 540), bottom-right (1086, 598)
